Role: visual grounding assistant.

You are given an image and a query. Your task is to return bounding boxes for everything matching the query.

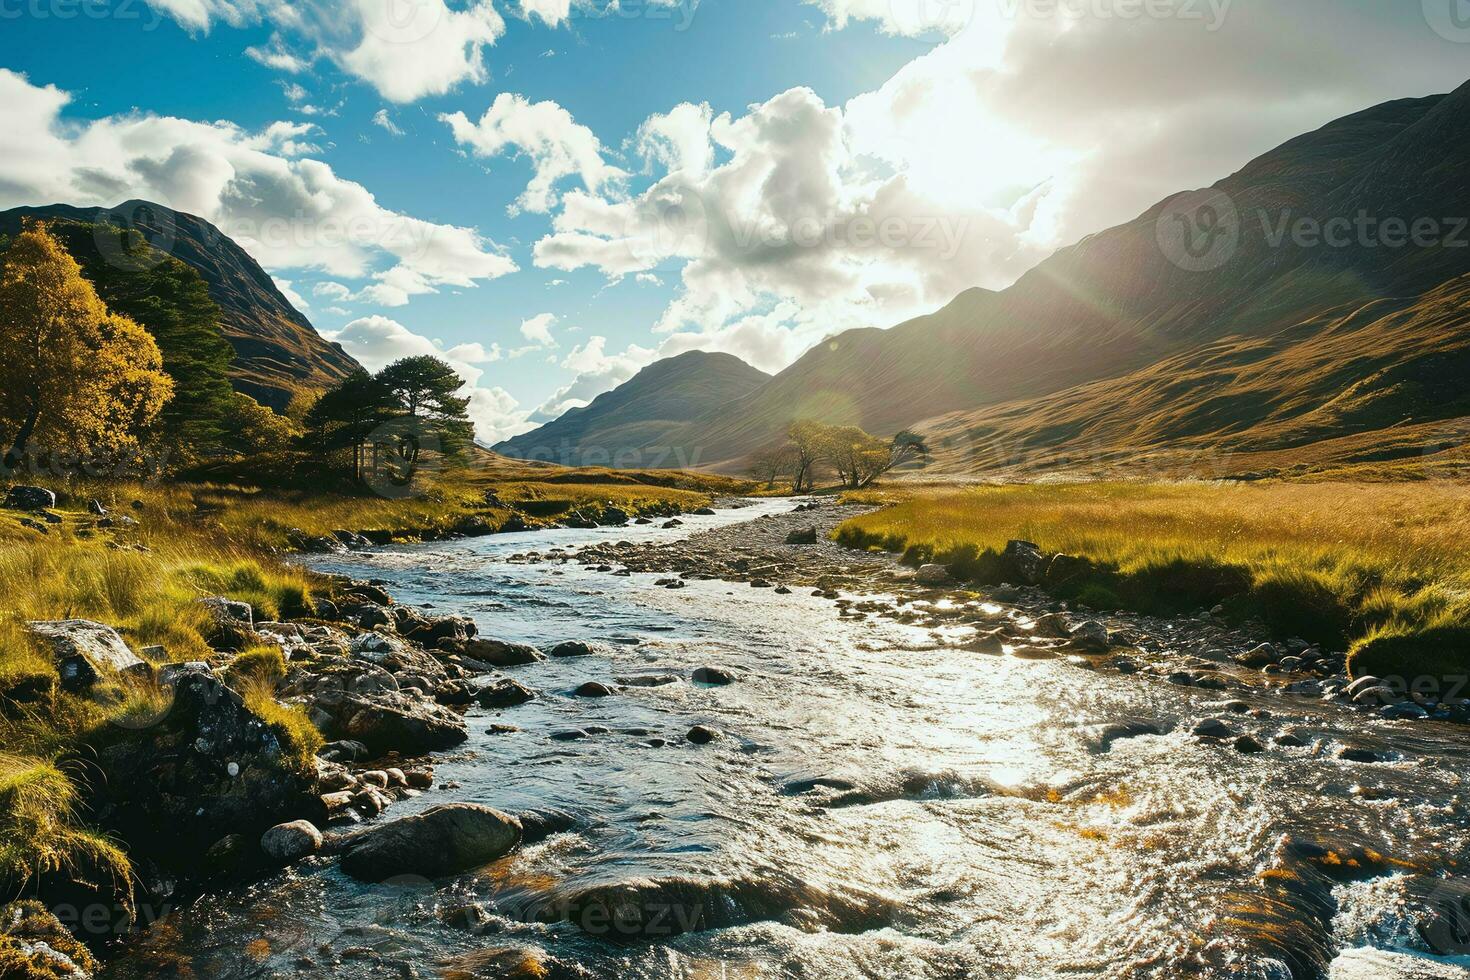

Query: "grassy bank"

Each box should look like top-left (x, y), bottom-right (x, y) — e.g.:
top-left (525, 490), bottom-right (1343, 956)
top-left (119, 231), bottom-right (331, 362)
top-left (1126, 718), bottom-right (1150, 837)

top-left (836, 481), bottom-right (1470, 681)
top-left (0, 459), bottom-right (744, 910)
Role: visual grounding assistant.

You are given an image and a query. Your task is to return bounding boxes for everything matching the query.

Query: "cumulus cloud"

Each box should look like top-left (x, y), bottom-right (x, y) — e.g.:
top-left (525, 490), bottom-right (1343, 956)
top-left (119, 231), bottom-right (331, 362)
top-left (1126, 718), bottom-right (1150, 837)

top-left (519, 0), bottom-right (574, 26)
top-left (0, 70), bottom-right (516, 308)
top-left (529, 0), bottom-right (1470, 382)
top-left (145, 0), bottom-right (505, 103)
top-left (519, 312), bottom-right (559, 347)
top-left (326, 315), bottom-right (529, 442)
top-left (441, 93), bottom-right (627, 214)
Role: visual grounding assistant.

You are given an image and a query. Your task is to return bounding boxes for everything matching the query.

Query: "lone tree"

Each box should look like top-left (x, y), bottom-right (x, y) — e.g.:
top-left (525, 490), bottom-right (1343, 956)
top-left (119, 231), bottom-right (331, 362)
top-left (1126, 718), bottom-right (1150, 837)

top-left (0, 224), bottom-right (172, 469)
top-left (785, 419), bottom-right (829, 493)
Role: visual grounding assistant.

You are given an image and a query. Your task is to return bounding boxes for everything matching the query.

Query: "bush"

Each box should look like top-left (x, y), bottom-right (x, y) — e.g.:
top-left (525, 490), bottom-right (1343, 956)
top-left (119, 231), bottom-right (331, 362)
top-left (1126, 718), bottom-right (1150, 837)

top-left (223, 646), bottom-right (287, 691)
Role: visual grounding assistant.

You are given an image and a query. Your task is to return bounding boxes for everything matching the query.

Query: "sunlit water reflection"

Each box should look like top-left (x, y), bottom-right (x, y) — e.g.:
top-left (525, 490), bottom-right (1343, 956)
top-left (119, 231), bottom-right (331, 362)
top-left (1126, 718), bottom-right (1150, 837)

top-left (102, 500), bottom-right (1470, 979)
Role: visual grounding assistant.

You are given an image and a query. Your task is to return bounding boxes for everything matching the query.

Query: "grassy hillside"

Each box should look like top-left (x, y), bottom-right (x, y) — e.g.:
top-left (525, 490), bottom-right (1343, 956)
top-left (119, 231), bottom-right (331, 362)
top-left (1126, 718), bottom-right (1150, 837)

top-left (836, 481), bottom-right (1470, 682)
top-left (916, 274), bottom-right (1470, 479)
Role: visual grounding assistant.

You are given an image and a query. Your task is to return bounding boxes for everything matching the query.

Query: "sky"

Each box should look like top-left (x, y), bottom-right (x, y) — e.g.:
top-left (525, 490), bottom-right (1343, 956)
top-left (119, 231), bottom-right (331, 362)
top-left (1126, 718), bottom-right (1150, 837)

top-left (0, 0), bottom-right (1467, 443)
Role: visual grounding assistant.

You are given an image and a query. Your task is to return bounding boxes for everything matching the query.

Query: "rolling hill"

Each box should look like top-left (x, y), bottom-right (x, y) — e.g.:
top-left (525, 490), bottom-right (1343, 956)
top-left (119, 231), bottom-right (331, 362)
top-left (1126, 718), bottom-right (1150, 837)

top-left (495, 350), bottom-right (771, 467)
top-left (0, 200), bottom-right (359, 410)
top-left (501, 78), bottom-right (1470, 477)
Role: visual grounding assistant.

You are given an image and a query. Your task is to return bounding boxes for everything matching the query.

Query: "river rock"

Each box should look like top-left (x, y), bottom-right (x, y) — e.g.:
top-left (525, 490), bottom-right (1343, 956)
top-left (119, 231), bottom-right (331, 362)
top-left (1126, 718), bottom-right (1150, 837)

top-left (25, 619), bottom-right (143, 692)
top-left (475, 678), bottom-right (537, 708)
top-left (351, 633), bottom-right (448, 680)
top-left (1192, 718), bottom-right (1234, 739)
top-left (914, 564), bottom-right (953, 586)
top-left (261, 820), bottom-right (323, 864)
top-left (5, 485), bottom-right (56, 511)
top-left (198, 596), bottom-right (258, 651)
top-left (687, 725), bottom-right (719, 745)
top-left (318, 739), bottom-right (371, 764)
top-left (785, 527), bottom-right (819, 545)
top-left (691, 667), bottom-right (735, 686)
top-left (339, 803), bottom-right (522, 882)
top-left (1032, 613), bottom-right (1071, 639)
top-left (1069, 621), bottom-right (1111, 653)
top-left (574, 681), bottom-right (615, 698)
top-left (341, 693), bottom-right (469, 755)
top-left (548, 640), bottom-right (599, 659)
top-left (457, 638), bottom-right (546, 667)
top-left (1233, 734), bottom-right (1265, 754)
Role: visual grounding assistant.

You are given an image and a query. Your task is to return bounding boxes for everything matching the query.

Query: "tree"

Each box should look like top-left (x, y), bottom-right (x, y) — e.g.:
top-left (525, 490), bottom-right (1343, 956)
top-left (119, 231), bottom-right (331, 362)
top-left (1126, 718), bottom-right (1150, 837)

top-left (302, 369), bottom-right (401, 481)
top-left (785, 420), bottom-right (830, 493)
top-left (376, 355), bottom-right (474, 463)
top-left (42, 221), bottom-right (237, 460)
top-left (747, 444), bottom-right (798, 489)
top-left (223, 392), bottom-right (300, 456)
top-left (0, 224), bottom-right (172, 468)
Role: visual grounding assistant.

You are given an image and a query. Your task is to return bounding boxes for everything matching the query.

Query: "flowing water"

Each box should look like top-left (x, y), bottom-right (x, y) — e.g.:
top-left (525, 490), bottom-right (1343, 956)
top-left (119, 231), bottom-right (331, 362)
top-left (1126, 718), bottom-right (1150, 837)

top-left (103, 499), bottom-right (1470, 979)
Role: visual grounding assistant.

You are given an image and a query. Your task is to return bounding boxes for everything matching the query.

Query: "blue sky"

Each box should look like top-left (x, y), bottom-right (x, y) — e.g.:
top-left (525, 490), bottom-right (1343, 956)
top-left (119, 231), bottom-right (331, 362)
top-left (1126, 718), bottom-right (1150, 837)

top-left (1, 0), bottom-right (1467, 441)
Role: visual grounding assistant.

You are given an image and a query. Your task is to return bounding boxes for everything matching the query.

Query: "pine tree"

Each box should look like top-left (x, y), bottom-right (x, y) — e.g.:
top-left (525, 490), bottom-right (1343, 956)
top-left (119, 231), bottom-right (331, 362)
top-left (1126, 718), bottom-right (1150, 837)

top-left (303, 369), bottom-right (402, 482)
top-left (376, 355), bottom-right (475, 460)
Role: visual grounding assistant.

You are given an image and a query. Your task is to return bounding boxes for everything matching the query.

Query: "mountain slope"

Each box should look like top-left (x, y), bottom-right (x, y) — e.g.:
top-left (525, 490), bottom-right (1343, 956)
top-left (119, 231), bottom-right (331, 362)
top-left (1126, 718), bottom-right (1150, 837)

top-left (496, 351), bottom-right (771, 467)
top-left (516, 79), bottom-right (1470, 473)
top-left (0, 200), bottom-right (359, 410)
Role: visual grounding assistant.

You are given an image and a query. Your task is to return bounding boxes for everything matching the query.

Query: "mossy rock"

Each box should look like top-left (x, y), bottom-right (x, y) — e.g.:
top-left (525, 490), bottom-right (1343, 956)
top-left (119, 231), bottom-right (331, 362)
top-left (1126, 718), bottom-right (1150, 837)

top-left (0, 901), bottom-right (98, 980)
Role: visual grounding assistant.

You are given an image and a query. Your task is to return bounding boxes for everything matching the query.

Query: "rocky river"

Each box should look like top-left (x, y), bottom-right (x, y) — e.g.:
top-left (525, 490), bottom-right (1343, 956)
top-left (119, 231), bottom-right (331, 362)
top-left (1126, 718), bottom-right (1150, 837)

top-left (100, 497), bottom-right (1470, 980)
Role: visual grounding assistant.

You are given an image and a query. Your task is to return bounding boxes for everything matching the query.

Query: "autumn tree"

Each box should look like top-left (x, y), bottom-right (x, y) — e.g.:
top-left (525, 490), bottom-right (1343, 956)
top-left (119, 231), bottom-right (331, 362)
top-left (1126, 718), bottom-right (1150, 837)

top-left (0, 224), bottom-right (172, 469)
top-left (747, 443), bottom-right (799, 488)
top-left (785, 419), bottom-right (831, 493)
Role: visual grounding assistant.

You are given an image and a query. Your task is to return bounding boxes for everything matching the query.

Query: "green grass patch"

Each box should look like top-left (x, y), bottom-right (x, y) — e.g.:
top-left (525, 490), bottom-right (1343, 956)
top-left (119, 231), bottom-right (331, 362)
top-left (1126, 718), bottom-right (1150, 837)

top-left (838, 481), bottom-right (1470, 681)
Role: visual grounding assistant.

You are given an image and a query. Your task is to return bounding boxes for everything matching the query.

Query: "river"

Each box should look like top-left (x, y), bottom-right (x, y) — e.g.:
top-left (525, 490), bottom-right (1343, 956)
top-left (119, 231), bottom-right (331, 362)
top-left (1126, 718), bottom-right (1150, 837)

top-left (102, 499), bottom-right (1470, 980)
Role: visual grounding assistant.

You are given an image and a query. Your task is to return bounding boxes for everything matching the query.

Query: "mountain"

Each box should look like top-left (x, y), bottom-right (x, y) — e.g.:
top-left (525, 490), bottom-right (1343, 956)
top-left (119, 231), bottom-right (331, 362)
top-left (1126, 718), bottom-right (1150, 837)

top-left (506, 79), bottom-right (1470, 475)
top-left (495, 350), bottom-right (771, 467)
top-left (0, 200), bottom-right (359, 410)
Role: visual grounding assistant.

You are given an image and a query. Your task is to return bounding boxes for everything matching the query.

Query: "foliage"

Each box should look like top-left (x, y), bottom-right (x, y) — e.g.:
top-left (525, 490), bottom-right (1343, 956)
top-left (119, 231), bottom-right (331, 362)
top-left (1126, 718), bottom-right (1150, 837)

top-left (223, 646), bottom-right (287, 690)
top-left (0, 224), bottom-right (173, 466)
top-left (222, 391), bottom-right (300, 456)
top-left (303, 368), bottom-right (408, 482)
top-left (378, 355), bottom-right (475, 458)
top-left (836, 481), bottom-right (1470, 681)
top-left (42, 221), bottom-right (239, 460)
top-left (768, 420), bottom-right (930, 491)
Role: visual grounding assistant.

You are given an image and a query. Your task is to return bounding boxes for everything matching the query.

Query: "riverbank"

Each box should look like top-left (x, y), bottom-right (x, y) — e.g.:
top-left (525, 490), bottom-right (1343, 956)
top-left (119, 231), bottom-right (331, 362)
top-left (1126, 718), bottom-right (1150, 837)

top-left (833, 481), bottom-right (1470, 685)
top-left (0, 463), bottom-right (743, 975)
top-left (574, 495), bottom-right (1469, 728)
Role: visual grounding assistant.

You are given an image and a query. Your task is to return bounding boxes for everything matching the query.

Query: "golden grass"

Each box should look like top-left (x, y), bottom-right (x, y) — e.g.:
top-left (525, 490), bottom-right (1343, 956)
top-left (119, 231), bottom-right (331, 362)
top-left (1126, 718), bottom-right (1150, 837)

top-left (837, 481), bottom-right (1470, 680)
top-left (0, 756), bottom-right (131, 908)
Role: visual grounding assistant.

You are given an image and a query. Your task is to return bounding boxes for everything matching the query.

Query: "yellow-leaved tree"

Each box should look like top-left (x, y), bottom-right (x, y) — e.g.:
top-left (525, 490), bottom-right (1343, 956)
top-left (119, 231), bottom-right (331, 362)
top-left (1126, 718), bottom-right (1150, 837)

top-left (0, 223), bottom-right (173, 468)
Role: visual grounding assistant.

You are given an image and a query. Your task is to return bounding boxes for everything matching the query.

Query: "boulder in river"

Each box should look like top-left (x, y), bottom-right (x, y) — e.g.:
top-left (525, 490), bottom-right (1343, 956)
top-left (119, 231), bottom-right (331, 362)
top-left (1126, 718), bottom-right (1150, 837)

top-left (1192, 718), bottom-right (1234, 739)
top-left (261, 820), bottom-right (323, 864)
top-left (341, 692), bottom-right (469, 755)
top-left (474, 678), bottom-right (538, 708)
top-left (548, 640), bottom-right (600, 659)
top-left (687, 725), bottom-right (719, 745)
top-left (338, 803), bottom-right (522, 881)
top-left (456, 638), bottom-right (546, 667)
top-left (784, 527), bottom-right (819, 545)
top-left (1068, 621), bottom-right (1111, 653)
top-left (574, 681), bottom-right (615, 698)
top-left (691, 667), bottom-right (735, 686)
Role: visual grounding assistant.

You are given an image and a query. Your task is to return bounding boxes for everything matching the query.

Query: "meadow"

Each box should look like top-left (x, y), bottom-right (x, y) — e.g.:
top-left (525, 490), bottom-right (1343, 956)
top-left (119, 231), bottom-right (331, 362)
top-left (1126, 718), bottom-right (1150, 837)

top-left (836, 481), bottom-right (1470, 681)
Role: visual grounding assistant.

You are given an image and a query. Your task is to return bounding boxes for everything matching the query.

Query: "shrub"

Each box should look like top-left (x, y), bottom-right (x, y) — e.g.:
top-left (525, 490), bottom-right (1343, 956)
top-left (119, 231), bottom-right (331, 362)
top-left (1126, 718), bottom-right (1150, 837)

top-left (223, 646), bottom-right (287, 691)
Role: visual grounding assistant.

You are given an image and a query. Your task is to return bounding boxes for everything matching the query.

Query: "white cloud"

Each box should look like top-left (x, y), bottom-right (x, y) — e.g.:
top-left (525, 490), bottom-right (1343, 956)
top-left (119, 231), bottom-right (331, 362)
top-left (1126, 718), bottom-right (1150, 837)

top-left (313, 281), bottom-right (352, 300)
top-left (145, 0), bottom-right (505, 104)
top-left (519, 312), bottom-right (559, 347)
top-left (0, 70), bottom-right (517, 309)
top-left (326, 315), bottom-right (529, 442)
top-left (371, 109), bottom-right (404, 137)
top-left (273, 277), bottom-right (309, 312)
top-left (528, 1), bottom-right (1470, 385)
top-left (441, 93), bottom-right (627, 214)
top-left (636, 102), bottom-right (714, 176)
top-left (520, 0), bottom-right (573, 26)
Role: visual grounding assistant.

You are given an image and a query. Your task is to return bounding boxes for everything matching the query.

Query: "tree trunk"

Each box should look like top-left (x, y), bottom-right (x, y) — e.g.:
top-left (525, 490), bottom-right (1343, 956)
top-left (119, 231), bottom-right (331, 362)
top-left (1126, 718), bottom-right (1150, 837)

top-left (3, 402), bottom-right (41, 472)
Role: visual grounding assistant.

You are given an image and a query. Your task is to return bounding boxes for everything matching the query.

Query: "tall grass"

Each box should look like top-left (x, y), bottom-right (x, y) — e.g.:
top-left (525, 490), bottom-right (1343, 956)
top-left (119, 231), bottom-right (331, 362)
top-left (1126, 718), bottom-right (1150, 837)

top-left (837, 482), bottom-right (1470, 680)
